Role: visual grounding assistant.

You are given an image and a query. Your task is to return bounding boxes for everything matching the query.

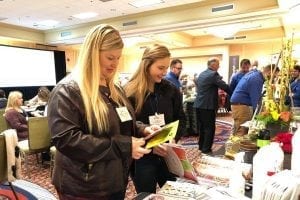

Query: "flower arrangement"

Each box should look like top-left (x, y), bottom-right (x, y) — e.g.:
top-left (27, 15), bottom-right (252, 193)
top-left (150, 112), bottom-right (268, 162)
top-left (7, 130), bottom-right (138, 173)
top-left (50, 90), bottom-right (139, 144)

top-left (252, 39), bottom-right (294, 137)
top-left (255, 100), bottom-right (292, 127)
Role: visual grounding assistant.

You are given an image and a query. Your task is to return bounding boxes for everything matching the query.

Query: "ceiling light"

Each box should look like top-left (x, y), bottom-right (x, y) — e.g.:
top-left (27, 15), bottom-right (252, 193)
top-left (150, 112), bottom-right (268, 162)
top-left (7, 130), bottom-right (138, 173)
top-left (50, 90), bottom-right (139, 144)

top-left (72, 12), bottom-right (98, 19)
top-left (37, 20), bottom-right (59, 26)
top-left (284, 3), bottom-right (300, 24)
top-left (129, 0), bottom-right (164, 8)
top-left (123, 36), bottom-right (153, 47)
top-left (0, 17), bottom-right (8, 21)
top-left (207, 24), bottom-right (241, 38)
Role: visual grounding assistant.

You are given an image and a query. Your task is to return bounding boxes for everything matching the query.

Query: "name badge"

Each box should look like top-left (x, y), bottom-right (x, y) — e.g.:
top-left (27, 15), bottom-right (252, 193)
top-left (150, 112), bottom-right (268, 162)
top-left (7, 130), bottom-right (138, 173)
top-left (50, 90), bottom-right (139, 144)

top-left (116, 107), bottom-right (132, 122)
top-left (149, 113), bottom-right (165, 126)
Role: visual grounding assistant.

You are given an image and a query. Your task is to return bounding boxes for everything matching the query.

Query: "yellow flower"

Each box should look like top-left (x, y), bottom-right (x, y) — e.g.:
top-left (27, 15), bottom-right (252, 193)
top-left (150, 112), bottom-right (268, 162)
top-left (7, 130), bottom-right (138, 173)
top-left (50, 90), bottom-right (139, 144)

top-left (270, 111), bottom-right (280, 121)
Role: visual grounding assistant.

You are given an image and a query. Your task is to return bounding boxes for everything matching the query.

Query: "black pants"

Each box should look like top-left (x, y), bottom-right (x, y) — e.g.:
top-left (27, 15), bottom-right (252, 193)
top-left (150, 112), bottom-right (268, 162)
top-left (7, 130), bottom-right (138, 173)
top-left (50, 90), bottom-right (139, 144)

top-left (132, 154), bottom-right (176, 193)
top-left (196, 108), bottom-right (216, 153)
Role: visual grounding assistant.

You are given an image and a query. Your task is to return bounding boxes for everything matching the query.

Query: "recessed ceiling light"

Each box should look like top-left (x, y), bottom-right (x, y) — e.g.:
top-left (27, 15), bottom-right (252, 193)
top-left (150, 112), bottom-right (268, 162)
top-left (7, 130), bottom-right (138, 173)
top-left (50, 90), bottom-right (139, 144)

top-left (207, 24), bottom-right (241, 38)
top-left (72, 12), bottom-right (98, 19)
top-left (37, 20), bottom-right (59, 26)
top-left (129, 0), bottom-right (164, 8)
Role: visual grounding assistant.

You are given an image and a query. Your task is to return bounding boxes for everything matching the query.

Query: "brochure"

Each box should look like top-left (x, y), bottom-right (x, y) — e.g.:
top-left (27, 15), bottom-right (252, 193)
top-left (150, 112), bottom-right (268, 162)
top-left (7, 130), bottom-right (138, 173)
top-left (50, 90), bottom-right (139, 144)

top-left (145, 120), bottom-right (179, 149)
top-left (164, 143), bottom-right (198, 183)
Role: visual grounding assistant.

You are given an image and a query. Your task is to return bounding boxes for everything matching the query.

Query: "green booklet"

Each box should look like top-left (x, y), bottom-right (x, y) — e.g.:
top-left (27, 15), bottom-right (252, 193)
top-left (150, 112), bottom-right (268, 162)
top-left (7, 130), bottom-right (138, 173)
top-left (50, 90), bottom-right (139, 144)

top-left (145, 120), bottom-right (179, 149)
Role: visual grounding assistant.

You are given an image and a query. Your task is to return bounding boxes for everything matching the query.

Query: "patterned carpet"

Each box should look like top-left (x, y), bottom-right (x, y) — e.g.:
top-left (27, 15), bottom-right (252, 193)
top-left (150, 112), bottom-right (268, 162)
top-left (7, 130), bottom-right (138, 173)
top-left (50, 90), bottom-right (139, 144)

top-left (12, 118), bottom-right (232, 200)
top-left (179, 119), bottom-right (232, 151)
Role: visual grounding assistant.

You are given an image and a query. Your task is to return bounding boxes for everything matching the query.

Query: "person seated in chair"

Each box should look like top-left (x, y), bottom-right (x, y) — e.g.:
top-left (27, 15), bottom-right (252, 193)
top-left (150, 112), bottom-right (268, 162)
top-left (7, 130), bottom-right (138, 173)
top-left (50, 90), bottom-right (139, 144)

top-left (4, 91), bottom-right (28, 141)
top-left (28, 87), bottom-right (51, 117)
top-left (27, 86), bottom-right (50, 107)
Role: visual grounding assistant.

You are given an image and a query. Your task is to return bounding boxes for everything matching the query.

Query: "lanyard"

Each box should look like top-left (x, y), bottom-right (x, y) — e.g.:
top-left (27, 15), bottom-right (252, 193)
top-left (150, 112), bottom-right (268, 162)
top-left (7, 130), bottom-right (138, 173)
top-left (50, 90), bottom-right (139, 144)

top-left (150, 93), bottom-right (159, 114)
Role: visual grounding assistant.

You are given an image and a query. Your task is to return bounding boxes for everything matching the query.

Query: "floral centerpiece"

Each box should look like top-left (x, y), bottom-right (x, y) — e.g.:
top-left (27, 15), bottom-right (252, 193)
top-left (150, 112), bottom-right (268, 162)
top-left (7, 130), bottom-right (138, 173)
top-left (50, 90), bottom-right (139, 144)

top-left (255, 100), bottom-right (292, 128)
top-left (249, 39), bottom-right (294, 140)
top-left (225, 39), bottom-right (295, 156)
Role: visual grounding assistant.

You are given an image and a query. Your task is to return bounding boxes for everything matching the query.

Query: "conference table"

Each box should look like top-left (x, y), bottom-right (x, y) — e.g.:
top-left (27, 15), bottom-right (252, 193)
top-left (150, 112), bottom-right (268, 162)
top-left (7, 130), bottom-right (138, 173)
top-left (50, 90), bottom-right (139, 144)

top-left (21, 105), bottom-right (45, 117)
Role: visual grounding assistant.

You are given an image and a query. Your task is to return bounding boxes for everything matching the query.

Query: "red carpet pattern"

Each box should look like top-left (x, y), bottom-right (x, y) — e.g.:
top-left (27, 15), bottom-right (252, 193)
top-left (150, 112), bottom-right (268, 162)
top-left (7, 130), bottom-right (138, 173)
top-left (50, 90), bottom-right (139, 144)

top-left (13, 119), bottom-right (232, 200)
top-left (21, 157), bottom-right (57, 198)
top-left (179, 120), bottom-right (232, 152)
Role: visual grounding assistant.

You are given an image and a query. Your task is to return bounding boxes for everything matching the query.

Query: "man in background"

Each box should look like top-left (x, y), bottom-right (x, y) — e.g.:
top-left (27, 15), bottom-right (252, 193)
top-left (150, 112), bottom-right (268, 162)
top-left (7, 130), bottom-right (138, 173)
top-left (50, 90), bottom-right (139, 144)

top-left (290, 64), bottom-right (300, 83)
top-left (286, 64), bottom-right (300, 107)
top-left (194, 58), bottom-right (231, 154)
top-left (0, 89), bottom-right (7, 109)
top-left (230, 64), bottom-right (274, 136)
top-left (165, 59), bottom-right (183, 90)
top-left (229, 59), bottom-right (251, 93)
top-left (251, 60), bottom-right (259, 70)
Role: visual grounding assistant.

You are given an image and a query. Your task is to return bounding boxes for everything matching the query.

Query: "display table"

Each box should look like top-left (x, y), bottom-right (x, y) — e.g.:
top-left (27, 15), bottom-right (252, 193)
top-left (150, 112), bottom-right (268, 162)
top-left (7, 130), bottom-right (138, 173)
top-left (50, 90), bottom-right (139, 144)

top-left (134, 180), bottom-right (251, 200)
top-left (0, 180), bottom-right (56, 200)
top-left (134, 144), bottom-right (294, 200)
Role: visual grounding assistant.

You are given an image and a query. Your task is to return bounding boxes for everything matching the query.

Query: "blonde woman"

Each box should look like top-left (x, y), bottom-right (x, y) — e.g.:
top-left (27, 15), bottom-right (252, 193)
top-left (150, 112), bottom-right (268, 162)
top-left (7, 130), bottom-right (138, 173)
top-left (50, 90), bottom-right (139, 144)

top-left (47, 24), bottom-right (152, 200)
top-left (124, 44), bottom-right (186, 193)
top-left (5, 91), bottom-right (28, 140)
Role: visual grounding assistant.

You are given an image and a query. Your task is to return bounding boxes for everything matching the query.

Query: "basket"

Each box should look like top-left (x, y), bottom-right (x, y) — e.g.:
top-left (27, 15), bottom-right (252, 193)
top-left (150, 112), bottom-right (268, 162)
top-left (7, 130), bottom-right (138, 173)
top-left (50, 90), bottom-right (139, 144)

top-left (292, 107), bottom-right (300, 121)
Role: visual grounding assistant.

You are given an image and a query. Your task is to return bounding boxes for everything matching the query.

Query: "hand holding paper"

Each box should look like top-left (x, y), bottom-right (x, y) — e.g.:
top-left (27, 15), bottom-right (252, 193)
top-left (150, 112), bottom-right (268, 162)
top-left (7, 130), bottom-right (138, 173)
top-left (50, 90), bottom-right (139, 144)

top-left (145, 120), bottom-right (179, 149)
top-left (143, 124), bottom-right (161, 137)
top-left (131, 137), bottom-right (151, 159)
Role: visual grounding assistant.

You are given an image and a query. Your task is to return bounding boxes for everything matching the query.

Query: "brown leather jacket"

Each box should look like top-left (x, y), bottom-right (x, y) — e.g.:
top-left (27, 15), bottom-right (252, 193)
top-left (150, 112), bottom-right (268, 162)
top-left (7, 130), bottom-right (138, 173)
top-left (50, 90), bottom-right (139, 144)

top-left (47, 76), bottom-right (142, 198)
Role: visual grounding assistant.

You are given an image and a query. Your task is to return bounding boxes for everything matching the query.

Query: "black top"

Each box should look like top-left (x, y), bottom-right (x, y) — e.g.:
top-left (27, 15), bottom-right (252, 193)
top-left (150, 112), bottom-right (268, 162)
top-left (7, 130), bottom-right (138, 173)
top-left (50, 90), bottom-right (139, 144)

top-left (128, 79), bottom-right (186, 140)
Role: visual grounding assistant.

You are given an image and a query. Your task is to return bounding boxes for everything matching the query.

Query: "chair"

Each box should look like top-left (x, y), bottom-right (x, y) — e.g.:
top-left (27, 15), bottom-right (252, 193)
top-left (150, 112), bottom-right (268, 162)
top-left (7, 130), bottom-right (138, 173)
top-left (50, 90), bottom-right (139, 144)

top-left (49, 146), bottom-right (56, 177)
top-left (0, 132), bottom-right (19, 200)
top-left (18, 117), bottom-right (51, 177)
top-left (1, 130), bottom-right (57, 200)
top-left (0, 109), bottom-right (8, 133)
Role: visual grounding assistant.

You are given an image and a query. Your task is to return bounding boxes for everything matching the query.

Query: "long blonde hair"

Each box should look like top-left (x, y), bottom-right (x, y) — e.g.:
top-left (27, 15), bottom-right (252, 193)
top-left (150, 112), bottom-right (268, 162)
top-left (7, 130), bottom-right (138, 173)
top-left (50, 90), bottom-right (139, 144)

top-left (124, 44), bottom-right (170, 114)
top-left (5, 91), bottom-right (23, 112)
top-left (74, 24), bottom-right (126, 133)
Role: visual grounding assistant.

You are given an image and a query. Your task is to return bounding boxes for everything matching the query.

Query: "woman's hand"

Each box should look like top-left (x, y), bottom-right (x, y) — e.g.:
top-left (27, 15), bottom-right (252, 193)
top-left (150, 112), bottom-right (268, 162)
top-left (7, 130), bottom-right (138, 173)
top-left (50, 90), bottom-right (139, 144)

top-left (131, 137), bottom-right (151, 159)
top-left (143, 124), bottom-right (161, 137)
top-left (153, 144), bottom-right (168, 157)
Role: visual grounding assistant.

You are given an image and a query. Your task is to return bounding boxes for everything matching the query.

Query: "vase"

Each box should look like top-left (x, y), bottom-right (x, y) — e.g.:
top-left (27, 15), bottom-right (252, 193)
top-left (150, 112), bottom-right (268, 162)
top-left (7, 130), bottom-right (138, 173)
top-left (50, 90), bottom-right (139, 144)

top-left (266, 123), bottom-right (290, 138)
top-left (240, 140), bottom-right (257, 164)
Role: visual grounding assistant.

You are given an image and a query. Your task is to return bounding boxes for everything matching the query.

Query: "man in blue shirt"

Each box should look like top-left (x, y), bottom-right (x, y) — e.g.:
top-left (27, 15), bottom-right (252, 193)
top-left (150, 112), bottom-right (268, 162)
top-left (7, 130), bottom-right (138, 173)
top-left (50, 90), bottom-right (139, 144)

top-left (288, 65), bottom-right (300, 106)
top-left (230, 64), bottom-right (274, 136)
top-left (165, 59), bottom-right (183, 90)
top-left (229, 59), bottom-right (251, 93)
